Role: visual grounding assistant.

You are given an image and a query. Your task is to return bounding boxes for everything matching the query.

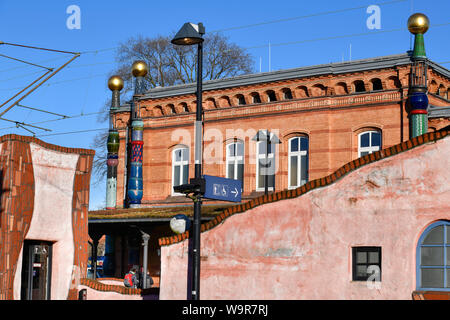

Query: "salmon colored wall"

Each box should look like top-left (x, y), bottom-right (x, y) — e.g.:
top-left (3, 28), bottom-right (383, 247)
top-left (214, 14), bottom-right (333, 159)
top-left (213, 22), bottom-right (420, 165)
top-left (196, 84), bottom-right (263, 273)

top-left (159, 134), bottom-right (450, 299)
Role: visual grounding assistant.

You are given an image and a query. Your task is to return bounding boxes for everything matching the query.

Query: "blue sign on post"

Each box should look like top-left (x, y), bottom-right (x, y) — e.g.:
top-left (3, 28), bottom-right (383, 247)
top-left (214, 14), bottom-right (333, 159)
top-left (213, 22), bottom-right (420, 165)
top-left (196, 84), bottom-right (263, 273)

top-left (203, 175), bottom-right (242, 202)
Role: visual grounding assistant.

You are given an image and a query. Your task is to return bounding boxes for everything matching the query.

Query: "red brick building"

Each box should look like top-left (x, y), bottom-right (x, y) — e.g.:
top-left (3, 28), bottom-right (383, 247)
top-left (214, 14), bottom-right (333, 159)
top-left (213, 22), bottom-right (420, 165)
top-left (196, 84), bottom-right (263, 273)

top-left (111, 53), bottom-right (449, 207)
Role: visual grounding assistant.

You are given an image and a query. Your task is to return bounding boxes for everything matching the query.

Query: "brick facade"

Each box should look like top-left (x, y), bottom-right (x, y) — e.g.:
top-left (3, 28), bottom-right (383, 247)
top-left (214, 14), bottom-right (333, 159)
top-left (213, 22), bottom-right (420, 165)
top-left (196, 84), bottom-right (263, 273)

top-left (112, 54), bottom-right (450, 207)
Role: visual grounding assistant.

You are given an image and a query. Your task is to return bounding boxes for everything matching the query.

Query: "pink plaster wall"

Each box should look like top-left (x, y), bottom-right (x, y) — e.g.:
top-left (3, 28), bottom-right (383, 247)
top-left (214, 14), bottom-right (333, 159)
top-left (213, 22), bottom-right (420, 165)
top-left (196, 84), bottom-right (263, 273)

top-left (160, 136), bottom-right (450, 299)
top-left (13, 143), bottom-right (79, 300)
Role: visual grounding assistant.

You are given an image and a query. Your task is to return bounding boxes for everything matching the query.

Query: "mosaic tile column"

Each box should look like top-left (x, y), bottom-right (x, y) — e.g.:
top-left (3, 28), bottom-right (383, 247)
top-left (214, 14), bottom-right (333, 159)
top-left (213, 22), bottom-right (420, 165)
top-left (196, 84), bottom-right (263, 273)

top-left (106, 76), bottom-right (123, 209)
top-left (127, 61), bottom-right (147, 208)
top-left (407, 13), bottom-right (430, 138)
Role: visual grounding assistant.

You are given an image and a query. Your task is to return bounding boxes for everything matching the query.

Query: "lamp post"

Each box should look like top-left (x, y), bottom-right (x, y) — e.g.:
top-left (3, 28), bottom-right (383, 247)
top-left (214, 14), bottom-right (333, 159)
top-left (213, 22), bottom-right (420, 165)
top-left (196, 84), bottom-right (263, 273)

top-left (171, 22), bottom-right (205, 300)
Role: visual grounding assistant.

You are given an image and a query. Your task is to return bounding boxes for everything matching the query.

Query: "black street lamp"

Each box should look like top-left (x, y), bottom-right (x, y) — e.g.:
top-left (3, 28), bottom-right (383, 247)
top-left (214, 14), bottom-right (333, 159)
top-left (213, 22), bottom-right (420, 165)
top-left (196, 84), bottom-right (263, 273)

top-left (171, 22), bottom-right (205, 301)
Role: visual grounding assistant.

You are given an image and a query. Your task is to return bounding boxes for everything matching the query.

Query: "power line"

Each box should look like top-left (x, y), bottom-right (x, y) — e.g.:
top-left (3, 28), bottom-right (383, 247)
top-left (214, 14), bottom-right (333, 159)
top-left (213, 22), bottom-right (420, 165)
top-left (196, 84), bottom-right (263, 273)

top-left (210, 0), bottom-right (408, 33)
top-left (0, 110), bottom-right (104, 131)
top-left (36, 127), bottom-right (107, 138)
top-left (16, 103), bottom-right (68, 118)
top-left (2, 22), bottom-right (449, 92)
top-left (0, 53), bottom-right (53, 71)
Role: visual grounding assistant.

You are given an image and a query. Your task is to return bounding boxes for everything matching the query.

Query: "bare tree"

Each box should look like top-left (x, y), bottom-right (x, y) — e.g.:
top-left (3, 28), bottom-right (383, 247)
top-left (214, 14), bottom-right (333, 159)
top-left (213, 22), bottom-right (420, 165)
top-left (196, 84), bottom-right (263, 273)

top-left (91, 32), bottom-right (254, 182)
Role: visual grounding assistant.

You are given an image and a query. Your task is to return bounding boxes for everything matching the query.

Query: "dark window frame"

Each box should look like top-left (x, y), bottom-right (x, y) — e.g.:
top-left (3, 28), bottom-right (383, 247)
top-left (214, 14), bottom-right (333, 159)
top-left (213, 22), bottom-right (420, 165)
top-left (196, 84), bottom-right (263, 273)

top-left (352, 246), bottom-right (382, 281)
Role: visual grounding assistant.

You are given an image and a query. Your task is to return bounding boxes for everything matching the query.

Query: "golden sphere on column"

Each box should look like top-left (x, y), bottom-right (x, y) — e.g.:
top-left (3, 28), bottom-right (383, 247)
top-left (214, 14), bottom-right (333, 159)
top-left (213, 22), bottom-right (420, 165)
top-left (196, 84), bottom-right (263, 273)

top-left (108, 75), bottom-right (124, 91)
top-left (407, 13), bottom-right (429, 34)
top-left (131, 60), bottom-right (148, 77)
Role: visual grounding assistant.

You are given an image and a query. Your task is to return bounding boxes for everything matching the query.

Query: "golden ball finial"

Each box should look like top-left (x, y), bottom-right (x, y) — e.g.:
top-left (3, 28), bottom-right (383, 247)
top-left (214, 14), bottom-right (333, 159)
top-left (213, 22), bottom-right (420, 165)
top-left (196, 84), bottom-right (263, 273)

top-left (131, 60), bottom-right (148, 77)
top-left (108, 75), bottom-right (124, 91)
top-left (408, 13), bottom-right (429, 34)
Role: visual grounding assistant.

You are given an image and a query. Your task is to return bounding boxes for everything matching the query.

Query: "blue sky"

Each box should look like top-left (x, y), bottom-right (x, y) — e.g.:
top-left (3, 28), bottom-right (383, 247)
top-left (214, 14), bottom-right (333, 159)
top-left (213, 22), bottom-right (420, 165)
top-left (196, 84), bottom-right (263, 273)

top-left (0, 0), bottom-right (448, 210)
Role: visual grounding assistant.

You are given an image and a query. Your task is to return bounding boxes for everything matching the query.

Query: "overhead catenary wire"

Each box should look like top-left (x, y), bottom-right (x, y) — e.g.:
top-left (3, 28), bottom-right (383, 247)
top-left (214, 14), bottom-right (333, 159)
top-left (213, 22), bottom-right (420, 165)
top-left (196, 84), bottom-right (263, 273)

top-left (1, 22), bottom-right (449, 93)
top-left (0, 110), bottom-right (105, 131)
top-left (16, 103), bottom-right (68, 118)
top-left (36, 127), bottom-right (108, 138)
top-left (0, 53), bottom-right (53, 71)
top-left (0, 117), bottom-right (51, 132)
top-left (209, 0), bottom-right (409, 33)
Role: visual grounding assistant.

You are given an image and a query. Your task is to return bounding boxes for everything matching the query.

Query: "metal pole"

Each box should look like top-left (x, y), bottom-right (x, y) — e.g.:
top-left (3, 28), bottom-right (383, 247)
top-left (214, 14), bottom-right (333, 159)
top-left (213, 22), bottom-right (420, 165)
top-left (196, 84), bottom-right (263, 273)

top-left (191, 40), bottom-right (203, 301)
top-left (265, 130), bottom-right (269, 195)
top-left (93, 238), bottom-right (98, 280)
top-left (141, 232), bottom-right (150, 289)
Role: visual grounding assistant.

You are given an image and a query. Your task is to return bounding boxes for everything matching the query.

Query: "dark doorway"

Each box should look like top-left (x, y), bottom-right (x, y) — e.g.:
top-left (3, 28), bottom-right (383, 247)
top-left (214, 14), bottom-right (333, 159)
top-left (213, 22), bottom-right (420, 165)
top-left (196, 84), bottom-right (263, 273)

top-left (21, 240), bottom-right (53, 300)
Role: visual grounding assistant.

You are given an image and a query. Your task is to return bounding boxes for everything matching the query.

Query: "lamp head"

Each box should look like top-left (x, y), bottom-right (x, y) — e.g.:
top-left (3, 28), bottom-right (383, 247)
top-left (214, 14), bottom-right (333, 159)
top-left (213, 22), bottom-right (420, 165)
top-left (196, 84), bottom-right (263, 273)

top-left (171, 22), bottom-right (205, 46)
top-left (408, 13), bottom-right (429, 34)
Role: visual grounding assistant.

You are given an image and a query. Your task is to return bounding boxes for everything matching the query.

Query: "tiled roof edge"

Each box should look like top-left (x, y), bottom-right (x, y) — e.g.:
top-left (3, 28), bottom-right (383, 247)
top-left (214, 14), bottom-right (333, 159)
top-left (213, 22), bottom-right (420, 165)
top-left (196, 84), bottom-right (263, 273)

top-left (0, 134), bottom-right (95, 156)
top-left (80, 278), bottom-right (154, 296)
top-left (159, 129), bottom-right (450, 247)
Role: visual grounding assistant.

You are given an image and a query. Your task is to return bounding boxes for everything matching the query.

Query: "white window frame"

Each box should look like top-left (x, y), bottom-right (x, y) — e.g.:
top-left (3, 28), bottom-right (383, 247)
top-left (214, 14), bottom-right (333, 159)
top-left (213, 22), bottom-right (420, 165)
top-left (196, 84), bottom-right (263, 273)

top-left (256, 140), bottom-right (275, 192)
top-left (288, 137), bottom-right (308, 189)
top-left (358, 130), bottom-right (381, 157)
top-left (226, 141), bottom-right (244, 185)
top-left (172, 147), bottom-right (189, 195)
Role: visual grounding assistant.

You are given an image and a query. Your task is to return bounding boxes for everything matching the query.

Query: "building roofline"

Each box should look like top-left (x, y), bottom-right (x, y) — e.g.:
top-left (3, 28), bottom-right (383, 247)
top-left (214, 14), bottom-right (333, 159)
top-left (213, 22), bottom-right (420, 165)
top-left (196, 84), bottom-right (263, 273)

top-left (139, 53), bottom-right (450, 100)
top-left (428, 105), bottom-right (450, 118)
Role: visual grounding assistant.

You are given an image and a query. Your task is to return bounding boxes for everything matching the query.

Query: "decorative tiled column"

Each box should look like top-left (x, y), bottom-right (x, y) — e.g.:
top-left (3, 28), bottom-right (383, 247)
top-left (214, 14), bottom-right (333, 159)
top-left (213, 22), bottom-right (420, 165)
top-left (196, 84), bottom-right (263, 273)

top-left (407, 13), bottom-right (430, 138)
top-left (127, 61), bottom-right (148, 208)
top-left (106, 76), bottom-right (123, 209)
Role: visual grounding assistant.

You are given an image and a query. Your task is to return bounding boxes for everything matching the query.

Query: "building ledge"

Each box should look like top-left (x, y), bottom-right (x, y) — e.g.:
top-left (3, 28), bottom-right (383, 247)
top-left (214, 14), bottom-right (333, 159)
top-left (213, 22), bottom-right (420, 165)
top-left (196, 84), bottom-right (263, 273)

top-left (412, 290), bottom-right (450, 300)
top-left (88, 204), bottom-right (233, 221)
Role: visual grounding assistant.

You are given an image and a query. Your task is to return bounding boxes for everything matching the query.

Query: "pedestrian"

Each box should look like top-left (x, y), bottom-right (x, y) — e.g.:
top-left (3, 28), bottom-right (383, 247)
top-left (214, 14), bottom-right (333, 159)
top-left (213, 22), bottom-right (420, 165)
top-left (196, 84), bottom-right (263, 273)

top-left (124, 268), bottom-right (138, 288)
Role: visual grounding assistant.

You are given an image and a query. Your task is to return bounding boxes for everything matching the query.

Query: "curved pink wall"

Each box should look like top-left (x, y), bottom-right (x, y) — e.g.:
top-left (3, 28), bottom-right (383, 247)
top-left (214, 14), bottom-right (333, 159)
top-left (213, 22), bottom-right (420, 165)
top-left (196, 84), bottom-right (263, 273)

top-left (160, 136), bottom-right (450, 299)
top-left (13, 143), bottom-right (79, 300)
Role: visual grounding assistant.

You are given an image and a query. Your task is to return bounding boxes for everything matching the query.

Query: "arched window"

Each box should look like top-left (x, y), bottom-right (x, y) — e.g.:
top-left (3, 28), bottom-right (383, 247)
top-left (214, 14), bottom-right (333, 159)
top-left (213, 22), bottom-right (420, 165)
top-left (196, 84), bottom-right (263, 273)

top-left (437, 84), bottom-right (446, 97)
top-left (358, 130), bottom-right (381, 157)
top-left (335, 82), bottom-right (348, 95)
top-left (266, 90), bottom-right (277, 102)
top-left (172, 147), bottom-right (189, 194)
top-left (154, 106), bottom-right (164, 116)
top-left (256, 140), bottom-right (275, 191)
top-left (283, 88), bottom-right (293, 100)
top-left (180, 102), bottom-right (189, 113)
top-left (288, 136), bottom-right (309, 189)
top-left (167, 104), bottom-right (176, 114)
top-left (354, 80), bottom-right (366, 93)
top-left (296, 86), bottom-right (309, 98)
top-left (219, 96), bottom-right (231, 108)
top-left (251, 92), bottom-right (262, 104)
top-left (371, 78), bottom-right (383, 91)
top-left (417, 221), bottom-right (450, 291)
top-left (204, 98), bottom-right (217, 109)
top-left (236, 94), bottom-right (246, 106)
top-left (226, 141), bottom-right (244, 187)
